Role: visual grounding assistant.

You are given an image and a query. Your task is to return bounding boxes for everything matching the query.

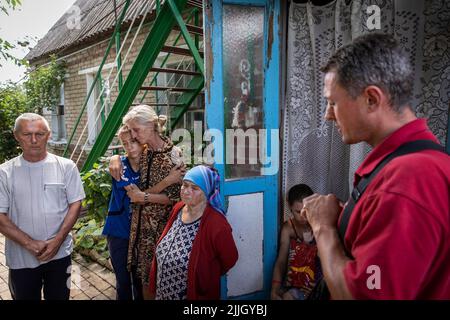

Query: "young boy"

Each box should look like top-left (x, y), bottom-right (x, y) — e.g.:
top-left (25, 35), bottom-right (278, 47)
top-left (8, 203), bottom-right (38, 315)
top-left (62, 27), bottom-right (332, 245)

top-left (102, 126), bottom-right (183, 300)
top-left (271, 184), bottom-right (322, 300)
top-left (102, 126), bottom-right (141, 300)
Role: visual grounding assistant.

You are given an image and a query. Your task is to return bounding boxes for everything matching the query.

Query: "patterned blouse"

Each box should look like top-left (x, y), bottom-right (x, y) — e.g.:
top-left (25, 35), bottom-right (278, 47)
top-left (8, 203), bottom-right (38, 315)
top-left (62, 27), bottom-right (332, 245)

top-left (127, 136), bottom-right (181, 286)
top-left (285, 218), bottom-right (321, 299)
top-left (155, 210), bottom-right (201, 300)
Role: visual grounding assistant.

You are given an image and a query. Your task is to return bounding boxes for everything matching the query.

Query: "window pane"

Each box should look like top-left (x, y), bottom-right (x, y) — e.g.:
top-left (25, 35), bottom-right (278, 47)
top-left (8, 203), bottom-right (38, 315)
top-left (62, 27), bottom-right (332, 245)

top-left (223, 4), bottom-right (264, 179)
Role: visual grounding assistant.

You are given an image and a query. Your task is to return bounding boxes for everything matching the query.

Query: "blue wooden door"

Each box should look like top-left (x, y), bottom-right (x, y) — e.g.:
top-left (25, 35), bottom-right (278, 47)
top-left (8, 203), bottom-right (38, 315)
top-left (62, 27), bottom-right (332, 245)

top-left (204, 0), bottom-right (281, 299)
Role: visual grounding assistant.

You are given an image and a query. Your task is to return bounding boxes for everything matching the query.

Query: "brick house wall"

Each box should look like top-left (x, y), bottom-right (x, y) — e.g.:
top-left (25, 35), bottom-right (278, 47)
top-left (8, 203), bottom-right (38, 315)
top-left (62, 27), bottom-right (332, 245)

top-left (31, 19), bottom-right (200, 169)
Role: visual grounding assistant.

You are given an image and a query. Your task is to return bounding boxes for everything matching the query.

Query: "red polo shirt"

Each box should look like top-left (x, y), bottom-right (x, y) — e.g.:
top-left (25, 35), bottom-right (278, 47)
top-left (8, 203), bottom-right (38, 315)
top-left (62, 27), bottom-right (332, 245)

top-left (342, 119), bottom-right (450, 299)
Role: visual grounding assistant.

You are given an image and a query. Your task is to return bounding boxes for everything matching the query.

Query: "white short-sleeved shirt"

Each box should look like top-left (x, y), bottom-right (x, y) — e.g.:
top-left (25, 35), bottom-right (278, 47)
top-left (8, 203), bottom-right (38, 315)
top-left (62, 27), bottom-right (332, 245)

top-left (0, 153), bottom-right (85, 269)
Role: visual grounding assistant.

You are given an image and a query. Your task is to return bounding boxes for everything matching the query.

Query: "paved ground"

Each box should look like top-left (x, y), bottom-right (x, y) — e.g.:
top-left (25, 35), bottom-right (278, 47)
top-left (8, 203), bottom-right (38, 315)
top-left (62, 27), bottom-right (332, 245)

top-left (0, 234), bottom-right (117, 300)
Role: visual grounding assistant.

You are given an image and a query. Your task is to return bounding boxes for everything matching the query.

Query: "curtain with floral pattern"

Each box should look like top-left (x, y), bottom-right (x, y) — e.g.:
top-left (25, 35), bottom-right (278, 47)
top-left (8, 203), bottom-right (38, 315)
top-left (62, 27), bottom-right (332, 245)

top-left (282, 0), bottom-right (450, 217)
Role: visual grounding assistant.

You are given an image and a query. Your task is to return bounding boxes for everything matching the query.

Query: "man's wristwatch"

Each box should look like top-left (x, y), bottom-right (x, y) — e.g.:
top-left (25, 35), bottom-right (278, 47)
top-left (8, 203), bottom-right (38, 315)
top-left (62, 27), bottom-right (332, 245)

top-left (144, 192), bottom-right (149, 203)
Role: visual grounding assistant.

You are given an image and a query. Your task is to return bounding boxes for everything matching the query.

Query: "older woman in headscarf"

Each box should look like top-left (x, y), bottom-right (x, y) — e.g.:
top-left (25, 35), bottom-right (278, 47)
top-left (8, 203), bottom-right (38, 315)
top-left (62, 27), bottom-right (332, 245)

top-left (109, 104), bottom-right (184, 299)
top-left (148, 165), bottom-right (238, 300)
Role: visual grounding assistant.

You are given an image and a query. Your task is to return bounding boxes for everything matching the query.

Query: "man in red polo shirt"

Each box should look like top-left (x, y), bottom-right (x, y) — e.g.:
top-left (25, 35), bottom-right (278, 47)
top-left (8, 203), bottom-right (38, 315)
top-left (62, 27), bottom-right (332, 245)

top-left (302, 33), bottom-right (450, 299)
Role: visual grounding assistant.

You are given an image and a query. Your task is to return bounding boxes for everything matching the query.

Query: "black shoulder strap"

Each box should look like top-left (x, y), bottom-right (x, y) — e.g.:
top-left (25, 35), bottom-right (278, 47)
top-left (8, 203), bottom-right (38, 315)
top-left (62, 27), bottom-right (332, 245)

top-left (338, 140), bottom-right (446, 255)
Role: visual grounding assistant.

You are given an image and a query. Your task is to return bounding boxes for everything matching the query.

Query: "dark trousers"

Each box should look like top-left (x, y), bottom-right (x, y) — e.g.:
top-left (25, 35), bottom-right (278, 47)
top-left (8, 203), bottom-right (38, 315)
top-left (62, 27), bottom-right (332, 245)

top-left (8, 255), bottom-right (71, 300)
top-left (107, 236), bottom-right (137, 300)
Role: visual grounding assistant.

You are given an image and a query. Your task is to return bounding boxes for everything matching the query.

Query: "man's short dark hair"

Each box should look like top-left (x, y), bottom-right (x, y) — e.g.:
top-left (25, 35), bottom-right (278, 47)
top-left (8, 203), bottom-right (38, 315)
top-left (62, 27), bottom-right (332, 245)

top-left (321, 33), bottom-right (414, 112)
top-left (287, 184), bottom-right (314, 205)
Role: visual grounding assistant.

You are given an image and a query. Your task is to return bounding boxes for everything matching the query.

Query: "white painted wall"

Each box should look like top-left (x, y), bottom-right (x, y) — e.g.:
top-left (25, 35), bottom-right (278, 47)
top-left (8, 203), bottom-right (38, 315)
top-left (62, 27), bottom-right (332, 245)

top-left (226, 192), bottom-right (264, 297)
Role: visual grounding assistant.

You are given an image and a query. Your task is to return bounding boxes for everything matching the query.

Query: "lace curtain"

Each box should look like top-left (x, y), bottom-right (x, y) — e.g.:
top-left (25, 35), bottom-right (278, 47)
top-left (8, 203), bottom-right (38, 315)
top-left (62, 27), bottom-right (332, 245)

top-left (282, 0), bottom-right (450, 217)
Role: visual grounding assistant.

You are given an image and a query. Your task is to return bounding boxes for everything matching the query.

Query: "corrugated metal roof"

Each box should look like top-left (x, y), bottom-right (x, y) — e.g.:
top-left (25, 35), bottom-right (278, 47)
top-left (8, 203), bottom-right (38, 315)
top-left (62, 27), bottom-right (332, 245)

top-left (26, 0), bottom-right (203, 62)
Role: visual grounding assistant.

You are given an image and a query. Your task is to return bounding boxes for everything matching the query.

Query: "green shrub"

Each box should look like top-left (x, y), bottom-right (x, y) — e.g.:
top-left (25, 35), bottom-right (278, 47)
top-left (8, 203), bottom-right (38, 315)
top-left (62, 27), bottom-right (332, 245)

top-left (74, 157), bottom-right (112, 258)
top-left (0, 83), bottom-right (30, 163)
top-left (80, 157), bottom-right (112, 222)
top-left (24, 55), bottom-right (65, 114)
top-left (72, 217), bottom-right (108, 259)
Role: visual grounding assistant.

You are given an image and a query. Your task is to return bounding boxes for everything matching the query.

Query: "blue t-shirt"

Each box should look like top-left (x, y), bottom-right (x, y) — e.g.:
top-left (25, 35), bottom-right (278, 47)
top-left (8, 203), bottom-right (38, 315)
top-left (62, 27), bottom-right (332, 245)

top-left (102, 156), bottom-right (140, 239)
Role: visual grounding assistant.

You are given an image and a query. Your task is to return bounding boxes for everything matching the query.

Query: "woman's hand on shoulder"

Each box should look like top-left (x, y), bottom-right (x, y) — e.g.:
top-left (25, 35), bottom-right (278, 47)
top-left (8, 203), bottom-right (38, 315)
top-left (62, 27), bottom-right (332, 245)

top-left (166, 164), bottom-right (186, 185)
top-left (109, 155), bottom-right (124, 181)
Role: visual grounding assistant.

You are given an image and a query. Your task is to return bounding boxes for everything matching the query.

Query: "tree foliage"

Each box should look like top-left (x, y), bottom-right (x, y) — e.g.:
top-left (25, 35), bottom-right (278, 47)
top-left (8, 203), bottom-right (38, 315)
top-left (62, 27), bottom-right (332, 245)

top-left (73, 157), bottom-right (112, 258)
top-left (0, 0), bottom-right (27, 67)
top-left (24, 55), bottom-right (66, 114)
top-left (80, 157), bottom-right (112, 222)
top-left (0, 83), bottom-right (31, 162)
top-left (0, 55), bottom-right (66, 163)
top-left (0, 0), bottom-right (21, 14)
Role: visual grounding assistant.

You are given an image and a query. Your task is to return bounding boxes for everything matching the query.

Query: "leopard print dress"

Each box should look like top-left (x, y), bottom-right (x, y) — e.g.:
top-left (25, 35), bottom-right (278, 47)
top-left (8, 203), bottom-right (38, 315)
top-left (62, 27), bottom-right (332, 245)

top-left (127, 136), bottom-right (181, 287)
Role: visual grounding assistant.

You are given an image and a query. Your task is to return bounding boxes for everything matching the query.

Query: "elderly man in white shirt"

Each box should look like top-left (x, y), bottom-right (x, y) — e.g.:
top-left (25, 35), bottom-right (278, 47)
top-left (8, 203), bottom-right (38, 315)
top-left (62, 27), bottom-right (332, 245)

top-left (0, 113), bottom-right (85, 300)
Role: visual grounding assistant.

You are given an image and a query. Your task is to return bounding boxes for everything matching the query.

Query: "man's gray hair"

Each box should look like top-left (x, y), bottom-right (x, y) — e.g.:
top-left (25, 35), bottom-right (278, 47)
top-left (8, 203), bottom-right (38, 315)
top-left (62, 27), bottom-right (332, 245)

top-left (321, 33), bottom-right (414, 112)
top-left (14, 113), bottom-right (50, 132)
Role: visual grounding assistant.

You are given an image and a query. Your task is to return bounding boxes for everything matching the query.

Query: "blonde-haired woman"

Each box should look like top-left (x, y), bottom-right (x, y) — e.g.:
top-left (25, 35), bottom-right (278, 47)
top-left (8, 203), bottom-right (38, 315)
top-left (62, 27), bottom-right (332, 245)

top-left (109, 104), bottom-right (184, 299)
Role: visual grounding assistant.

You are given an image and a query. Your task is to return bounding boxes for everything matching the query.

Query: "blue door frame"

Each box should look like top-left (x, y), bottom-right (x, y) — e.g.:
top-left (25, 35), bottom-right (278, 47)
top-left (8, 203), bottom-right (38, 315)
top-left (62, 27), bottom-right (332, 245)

top-left (204, 0), bottom-right (281, 299)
